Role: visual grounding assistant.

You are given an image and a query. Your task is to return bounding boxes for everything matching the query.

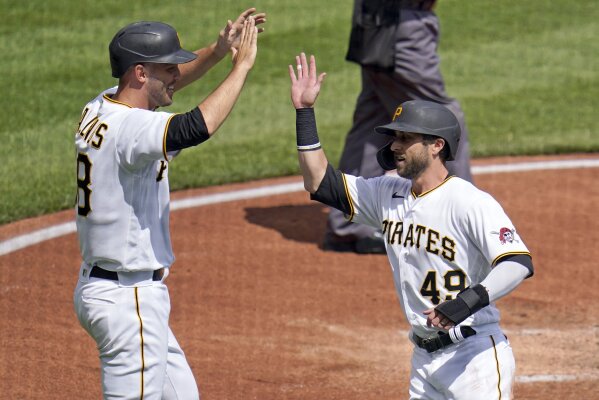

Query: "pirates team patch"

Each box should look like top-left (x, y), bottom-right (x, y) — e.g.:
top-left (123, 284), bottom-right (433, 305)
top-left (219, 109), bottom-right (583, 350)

top-left (491, 227), bottom-right (519, 244)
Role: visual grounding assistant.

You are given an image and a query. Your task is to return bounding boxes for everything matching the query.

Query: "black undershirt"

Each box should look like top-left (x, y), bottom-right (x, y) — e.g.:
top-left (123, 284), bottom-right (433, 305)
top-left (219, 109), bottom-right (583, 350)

top-left (310, 164), bottom-right (352, 216)
top-left (165, 107), bottom-right (210, 152)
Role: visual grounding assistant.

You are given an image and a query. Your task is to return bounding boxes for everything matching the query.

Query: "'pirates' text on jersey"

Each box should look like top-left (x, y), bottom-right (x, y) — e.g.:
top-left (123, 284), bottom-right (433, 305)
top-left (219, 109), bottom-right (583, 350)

top-left (343, 174), bottom-right (530, 337)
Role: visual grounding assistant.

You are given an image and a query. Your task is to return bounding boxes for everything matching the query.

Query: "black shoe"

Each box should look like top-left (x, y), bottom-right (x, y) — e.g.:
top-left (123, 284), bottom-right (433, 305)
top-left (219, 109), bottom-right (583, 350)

top-left (322, 237), bottom-right (356, 253)
top-left (354, 231), bottom-right (386, 254)
top-left (322, 232), bottom-right (386, 254)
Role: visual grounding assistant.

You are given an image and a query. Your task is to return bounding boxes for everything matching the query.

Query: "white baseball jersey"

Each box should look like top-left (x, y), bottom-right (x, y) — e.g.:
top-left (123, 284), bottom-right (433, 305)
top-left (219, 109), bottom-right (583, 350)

top-left (343, 174), bottom-right (530, 338)
top-left (75, 87), bottom-right (178, 272)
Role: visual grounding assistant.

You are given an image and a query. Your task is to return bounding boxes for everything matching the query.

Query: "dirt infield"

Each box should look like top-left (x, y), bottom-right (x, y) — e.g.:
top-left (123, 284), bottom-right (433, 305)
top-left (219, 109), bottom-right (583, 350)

top-left (1, 154), bottom-right (598, 399)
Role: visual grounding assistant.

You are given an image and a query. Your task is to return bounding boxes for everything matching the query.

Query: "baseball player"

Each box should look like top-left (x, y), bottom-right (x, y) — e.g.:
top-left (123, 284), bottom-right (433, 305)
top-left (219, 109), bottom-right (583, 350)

top-left (289, 53), bottom-right (534, 399)
top-left (73, 9), bottom-right (264, 399)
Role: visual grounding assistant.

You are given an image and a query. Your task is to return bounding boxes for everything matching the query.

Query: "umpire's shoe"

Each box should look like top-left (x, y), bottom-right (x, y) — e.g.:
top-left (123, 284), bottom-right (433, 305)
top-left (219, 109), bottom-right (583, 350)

top-left (323, 231), bottom-right (386, 254)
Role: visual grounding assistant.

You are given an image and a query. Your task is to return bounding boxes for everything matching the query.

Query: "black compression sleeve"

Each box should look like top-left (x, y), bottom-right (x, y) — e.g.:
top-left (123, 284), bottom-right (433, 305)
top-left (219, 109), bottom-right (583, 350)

top-left (310, 163), bottom-right (352, 215)
top-left (165, 107), bottom-right (210, 152)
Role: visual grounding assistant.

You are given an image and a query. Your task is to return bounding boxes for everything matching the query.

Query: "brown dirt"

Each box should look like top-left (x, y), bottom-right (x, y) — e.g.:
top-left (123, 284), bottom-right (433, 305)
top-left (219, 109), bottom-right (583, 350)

top-left (0, 154), bottom-right (598, 399)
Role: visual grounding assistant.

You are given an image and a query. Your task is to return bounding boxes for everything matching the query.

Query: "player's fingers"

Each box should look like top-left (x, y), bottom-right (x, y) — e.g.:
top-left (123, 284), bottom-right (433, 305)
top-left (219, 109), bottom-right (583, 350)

top-left (317, 72), bottom-right (327, 86)
top-left (300, 52), bottom-right (309, 77)
top-left (250, 20), bottom-right (258, 49)
top-left (241, 19), bottom-right (249, 44)
top-left (288, 65), bottom-right (299, 84)
top-left (237, 8), bottom-right (256, 23)
top-left (309, 55), bottom-right (317, 80)
top-left (295, 55), bottom-right (303, 79)
top-left (253, 26), bottom-right (259, 43)
top-left (252, 13), bottom-right (267, 24)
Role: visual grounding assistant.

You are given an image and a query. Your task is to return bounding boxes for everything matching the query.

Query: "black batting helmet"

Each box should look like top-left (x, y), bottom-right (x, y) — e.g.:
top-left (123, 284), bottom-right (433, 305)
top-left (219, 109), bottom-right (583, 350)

top-left (109, 21), bottom-right (197, 78)
top-left (374, 100), bottom-right (461, 170)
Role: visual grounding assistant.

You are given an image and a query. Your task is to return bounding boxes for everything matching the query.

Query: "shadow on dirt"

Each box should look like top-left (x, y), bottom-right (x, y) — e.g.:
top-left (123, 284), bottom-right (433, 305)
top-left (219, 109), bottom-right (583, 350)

top-left (244, 203), bottom-right (327, 244)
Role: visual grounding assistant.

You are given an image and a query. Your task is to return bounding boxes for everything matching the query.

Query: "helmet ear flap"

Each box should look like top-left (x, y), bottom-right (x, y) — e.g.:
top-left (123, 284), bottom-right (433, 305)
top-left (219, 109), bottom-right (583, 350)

top-left (376, 142), bottom-right (396, 171)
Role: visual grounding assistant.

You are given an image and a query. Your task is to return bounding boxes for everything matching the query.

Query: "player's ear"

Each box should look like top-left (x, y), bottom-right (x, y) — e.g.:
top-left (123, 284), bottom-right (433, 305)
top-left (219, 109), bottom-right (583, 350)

top-left (432, 137), bottom-right (446, 158)
top-left (133, 63), bottom-right (149, 83)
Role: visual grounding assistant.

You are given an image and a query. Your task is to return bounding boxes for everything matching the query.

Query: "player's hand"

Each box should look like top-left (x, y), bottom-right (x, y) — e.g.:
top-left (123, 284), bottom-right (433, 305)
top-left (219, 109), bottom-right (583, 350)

top-left (231, 17), bottom-right (258, 70)
top-left (216, 8), bottom-right (266, 59)
top-left (289, 53), bottom-right (327, 109)
top-left (423, 307), bottom-right (455, 330)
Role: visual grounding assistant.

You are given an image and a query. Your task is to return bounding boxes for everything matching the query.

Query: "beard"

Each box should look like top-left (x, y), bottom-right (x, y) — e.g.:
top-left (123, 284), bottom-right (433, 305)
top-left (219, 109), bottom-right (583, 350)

top-left (147, 77), bottom-right (174, 108)
top-left (397, 148), bottom-right (430, 179)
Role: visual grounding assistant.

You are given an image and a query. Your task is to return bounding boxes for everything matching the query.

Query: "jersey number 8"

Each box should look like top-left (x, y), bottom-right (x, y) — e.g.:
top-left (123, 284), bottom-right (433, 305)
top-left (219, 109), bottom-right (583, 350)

top-left (76, 153), bottom-right (92, 217)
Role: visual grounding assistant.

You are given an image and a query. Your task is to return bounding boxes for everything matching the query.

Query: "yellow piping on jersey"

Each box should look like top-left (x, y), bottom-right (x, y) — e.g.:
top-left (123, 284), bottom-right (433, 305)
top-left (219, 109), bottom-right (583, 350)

top-left (103, 94), bottom-right (133, 108)
top-left (341, 173), bottom-right (355, 221)
top-left (163, 114), bottom-right (178, 161)
top-left (412, 176), bottom-right (454, 198)
top-left (490, 335), bottom-right (503, 399)
top-left (134, 288), bottom-right (146, 399)
top-left (491, 251), bottom-right (531, 267)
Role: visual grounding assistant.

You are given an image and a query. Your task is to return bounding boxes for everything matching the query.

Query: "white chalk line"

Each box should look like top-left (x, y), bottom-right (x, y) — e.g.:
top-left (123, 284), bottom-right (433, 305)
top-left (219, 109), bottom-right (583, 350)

top-left (1, 158), bottom-right (598, 257)
top-left (1, 158), bottom-right (598, 385)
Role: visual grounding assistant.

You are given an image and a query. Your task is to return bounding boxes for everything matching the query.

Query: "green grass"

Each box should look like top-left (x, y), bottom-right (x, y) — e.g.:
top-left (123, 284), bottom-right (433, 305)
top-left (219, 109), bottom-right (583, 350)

top-left (0, 0), bottom-right (597, 224)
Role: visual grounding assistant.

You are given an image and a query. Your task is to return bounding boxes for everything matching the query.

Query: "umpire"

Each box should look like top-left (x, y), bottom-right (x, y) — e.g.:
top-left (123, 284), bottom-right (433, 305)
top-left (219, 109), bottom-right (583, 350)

top-left (324, 0), bottom-right (472, 254)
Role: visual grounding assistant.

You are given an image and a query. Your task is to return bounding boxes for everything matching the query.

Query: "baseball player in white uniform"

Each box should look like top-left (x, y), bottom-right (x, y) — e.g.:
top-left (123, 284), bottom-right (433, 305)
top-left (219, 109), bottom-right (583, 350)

top-left (73, 9), bottom-right (264, 399)
top-left (289, 53), bottom-right (534, 399)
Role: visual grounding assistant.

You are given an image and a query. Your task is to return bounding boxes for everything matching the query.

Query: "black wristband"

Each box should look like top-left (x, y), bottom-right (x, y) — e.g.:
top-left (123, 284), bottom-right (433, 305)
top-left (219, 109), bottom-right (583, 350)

top-left (296, 108), bottom-right (321, 151)
top-left (435, 284), bottom-right (490, 325)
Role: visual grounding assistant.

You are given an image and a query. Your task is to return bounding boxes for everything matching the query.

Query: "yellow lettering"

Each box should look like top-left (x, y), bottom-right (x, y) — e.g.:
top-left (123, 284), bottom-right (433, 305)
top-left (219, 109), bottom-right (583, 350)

top-left (414, 225), bottom-right (426, 248)
top-left (441, 237), bottom-right (456, 262)
top-left (156, 161), bottom-right (168, 182)
top-left (91, 123), bottom-right (107, 149)
top-left (426, 229), bottom-right (440, 255)
top-left (390, 221), bottom-right (403, 245)
top-left (404, 223), bottom-right (415, 247)
top-left (382, 220), bottom-right (390, 235)
top-left (77, 107), bottom-right (90, 130)
top-left (79, 117), bottom-right (99, 141)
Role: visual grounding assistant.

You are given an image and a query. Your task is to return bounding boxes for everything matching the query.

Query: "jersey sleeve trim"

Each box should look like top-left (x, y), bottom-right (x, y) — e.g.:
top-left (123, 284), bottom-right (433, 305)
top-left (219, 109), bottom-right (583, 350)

top-left (491, 251), bottom-right (531, 267)
top-left (103, 94), bottom-right (133, 108)
top-left (163, 114), bottom-right (177, 161)
top-left (309, 164), bottom-right (353, 217)
top-left (342, 173), bottom-right (355, 221)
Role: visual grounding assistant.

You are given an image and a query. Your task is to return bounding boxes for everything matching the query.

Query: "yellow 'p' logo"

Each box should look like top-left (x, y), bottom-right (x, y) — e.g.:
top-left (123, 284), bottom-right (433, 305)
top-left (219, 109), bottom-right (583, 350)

top-left (392, 106), bottom-right (403, 121)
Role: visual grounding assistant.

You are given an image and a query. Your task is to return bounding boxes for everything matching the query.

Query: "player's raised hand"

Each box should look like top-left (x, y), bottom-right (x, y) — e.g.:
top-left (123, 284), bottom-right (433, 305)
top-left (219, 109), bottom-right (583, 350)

top-left (231, 17), bottom-right (258, 70)
top-left (216, 8), bottom-right (266, 58)
top-left (289, 53), bottom-right (326, 109)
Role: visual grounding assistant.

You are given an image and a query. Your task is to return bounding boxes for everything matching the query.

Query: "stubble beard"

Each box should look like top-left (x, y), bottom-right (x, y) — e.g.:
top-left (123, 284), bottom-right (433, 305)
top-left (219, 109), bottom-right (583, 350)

top-left (397, 149), bottom-right (430, 180)
top-left (148, 77), bottom-right (173, 109)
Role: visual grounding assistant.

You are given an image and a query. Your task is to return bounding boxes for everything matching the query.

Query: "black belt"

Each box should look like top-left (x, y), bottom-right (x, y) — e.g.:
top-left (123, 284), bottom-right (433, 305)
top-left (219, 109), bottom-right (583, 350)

top-left (90, 266), bottom-right (164, 281)
top-left (413, 326), bottom-right (477, 353)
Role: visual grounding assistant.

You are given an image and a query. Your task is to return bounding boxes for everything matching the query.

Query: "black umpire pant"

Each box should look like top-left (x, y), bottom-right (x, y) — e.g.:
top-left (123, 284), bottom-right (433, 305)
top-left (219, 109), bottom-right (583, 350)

top-left (326, 8), bottom-right (472, 241)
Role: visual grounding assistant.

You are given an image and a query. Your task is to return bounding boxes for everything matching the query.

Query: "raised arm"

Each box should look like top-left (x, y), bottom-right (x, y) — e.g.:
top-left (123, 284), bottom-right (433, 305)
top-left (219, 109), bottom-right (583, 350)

top-left (289, 53), bottom-right (328, 193)
top-left (176, 8), bottom-right (266, 91)
top-left (196, 16), bottom-right (258, 134)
